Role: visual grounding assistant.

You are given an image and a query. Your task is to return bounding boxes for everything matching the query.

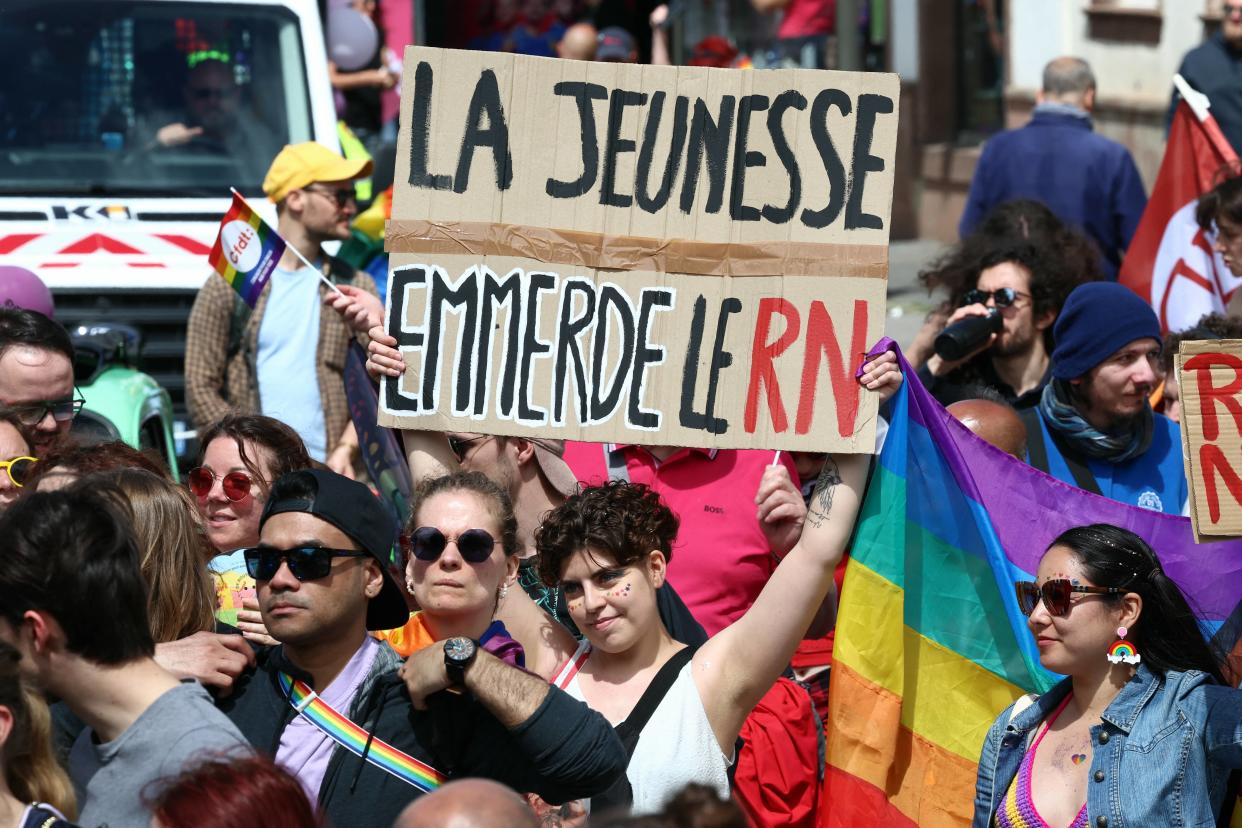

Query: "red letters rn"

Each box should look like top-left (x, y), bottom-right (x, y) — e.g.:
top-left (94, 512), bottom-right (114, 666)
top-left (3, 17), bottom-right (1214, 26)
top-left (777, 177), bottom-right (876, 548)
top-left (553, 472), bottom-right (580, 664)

top-left (743, 298), bottom-right (868, 437)
top-left (1185, 352), bottom-right (1242, 524)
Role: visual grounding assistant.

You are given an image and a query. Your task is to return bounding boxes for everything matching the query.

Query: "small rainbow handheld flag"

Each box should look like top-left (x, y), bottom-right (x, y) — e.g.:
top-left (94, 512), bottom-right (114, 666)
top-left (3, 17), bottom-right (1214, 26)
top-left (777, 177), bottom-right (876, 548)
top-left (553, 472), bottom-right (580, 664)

top-left (207, 190), bottom-right (286, 308)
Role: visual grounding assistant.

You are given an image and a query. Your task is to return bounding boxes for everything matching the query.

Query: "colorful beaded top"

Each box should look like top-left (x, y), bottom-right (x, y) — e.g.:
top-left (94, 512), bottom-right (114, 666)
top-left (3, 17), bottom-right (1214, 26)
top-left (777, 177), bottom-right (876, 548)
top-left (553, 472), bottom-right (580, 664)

top-left (994, 696), bottom-right (1088, 828)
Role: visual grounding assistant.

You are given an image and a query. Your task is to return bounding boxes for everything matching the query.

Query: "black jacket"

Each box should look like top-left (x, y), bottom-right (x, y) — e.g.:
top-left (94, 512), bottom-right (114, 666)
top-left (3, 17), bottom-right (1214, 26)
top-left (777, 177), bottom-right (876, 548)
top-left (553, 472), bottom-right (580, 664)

top-left (218, 643), bottom-right (626, 827)
top-left (1171, 32), bottom-right (1242, 156)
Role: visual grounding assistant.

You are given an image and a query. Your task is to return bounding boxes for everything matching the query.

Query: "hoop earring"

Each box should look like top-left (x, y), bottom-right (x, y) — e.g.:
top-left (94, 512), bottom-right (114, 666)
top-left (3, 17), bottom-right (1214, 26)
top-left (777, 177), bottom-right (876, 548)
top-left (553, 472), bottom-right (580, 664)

top-left (1106, 625), bottom-right (1141, 665)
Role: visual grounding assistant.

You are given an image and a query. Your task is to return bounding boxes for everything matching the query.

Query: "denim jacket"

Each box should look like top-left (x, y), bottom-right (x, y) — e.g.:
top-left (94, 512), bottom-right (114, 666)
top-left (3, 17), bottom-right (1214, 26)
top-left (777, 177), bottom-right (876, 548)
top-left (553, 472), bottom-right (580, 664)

top-left (973, 666), bottom-right (1242, 827)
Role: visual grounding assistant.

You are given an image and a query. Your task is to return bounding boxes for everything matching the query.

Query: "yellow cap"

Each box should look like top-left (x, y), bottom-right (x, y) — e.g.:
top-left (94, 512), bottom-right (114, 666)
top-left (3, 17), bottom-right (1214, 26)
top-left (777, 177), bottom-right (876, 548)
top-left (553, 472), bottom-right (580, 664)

top-left (262, 142), bottom-right (374, 204)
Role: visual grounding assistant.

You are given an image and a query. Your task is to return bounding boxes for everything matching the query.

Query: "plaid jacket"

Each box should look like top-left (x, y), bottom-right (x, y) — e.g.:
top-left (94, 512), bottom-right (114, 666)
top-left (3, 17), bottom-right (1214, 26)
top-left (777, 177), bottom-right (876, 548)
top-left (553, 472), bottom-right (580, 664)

top-left (184, 256), bottom-right (377, 461)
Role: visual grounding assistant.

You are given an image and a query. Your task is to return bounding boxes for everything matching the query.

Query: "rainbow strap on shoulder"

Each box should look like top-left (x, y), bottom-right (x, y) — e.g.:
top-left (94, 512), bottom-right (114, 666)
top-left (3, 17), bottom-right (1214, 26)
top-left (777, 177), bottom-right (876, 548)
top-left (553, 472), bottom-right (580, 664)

top-left (277, 671), bottom-right (445, 792)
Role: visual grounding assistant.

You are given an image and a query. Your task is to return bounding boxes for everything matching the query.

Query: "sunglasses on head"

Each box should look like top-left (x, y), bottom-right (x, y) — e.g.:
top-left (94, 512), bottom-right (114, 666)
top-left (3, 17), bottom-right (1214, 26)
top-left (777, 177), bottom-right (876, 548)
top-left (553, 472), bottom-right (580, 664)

top-left (408, 526), bottom-right (496, 563)
top-left (243, 545), bottom-right (369, 581)
top-left (187, 466), bottom-right (256, 502)
top-left (962, 287), bottom-right (1028, 308)
top-left (1015, 579), bottom-right (1126, 617)
top-left (0, 456), bottom-right (36, 487)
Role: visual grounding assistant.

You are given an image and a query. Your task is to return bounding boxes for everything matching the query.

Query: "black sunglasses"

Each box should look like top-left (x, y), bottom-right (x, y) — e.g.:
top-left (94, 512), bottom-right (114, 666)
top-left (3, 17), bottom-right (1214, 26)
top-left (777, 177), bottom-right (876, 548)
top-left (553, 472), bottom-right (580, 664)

top-left (1015, 579), bottom-right (1126, 617)
top-left (243, 546), bottom-right (369, 582)
top-left (305, 186), bottom-right (356, 208)
top-left (962, 287), bottom-right (1028, 308)
top-left (447, 435), bottom-right (491, 463)
top-left (408, 526), bottom-right (496, 563)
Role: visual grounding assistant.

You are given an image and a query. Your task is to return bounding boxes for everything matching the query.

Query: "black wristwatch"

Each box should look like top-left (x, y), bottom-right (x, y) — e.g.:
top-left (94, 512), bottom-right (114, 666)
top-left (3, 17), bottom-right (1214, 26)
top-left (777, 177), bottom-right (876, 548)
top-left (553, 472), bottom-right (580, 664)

top-left (443, 637), bottom-right (478, 686)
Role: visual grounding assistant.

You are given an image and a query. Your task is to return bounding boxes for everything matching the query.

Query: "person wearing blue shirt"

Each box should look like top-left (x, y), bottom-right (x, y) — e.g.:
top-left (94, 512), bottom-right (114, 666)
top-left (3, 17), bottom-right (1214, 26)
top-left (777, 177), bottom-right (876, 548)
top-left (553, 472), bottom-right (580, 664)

top-left (959, 57), bottom-right (1148, 281)
top-left (1021, 282), bottom-right (1187, 514)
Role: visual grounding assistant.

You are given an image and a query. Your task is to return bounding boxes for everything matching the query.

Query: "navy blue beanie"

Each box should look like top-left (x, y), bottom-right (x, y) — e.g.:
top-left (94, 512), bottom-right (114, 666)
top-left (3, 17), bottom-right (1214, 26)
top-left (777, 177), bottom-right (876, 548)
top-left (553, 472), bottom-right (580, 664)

top-left (1051, 283), bottom-right (1161, 380)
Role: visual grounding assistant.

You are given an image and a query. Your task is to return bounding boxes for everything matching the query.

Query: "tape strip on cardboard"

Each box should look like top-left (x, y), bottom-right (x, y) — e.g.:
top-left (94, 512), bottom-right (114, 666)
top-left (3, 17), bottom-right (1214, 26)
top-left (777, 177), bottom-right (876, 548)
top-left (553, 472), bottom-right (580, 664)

top-left (386, 220), bottom-right (889, 279)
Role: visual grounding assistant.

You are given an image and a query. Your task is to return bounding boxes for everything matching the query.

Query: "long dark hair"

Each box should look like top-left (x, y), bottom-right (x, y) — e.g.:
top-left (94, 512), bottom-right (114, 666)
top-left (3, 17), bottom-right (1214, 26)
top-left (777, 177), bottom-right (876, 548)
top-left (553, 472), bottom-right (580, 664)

top-left (1051, 524), bottom-right (1226, 684)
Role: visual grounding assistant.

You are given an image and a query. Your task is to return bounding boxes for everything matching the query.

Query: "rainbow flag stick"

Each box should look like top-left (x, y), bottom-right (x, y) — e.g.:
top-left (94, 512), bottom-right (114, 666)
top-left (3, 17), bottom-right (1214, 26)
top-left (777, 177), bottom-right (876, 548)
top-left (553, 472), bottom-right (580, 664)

top-left (208, 189), bottom-right (343, 308)
top-left (231, 189), bottom-right (345, 299)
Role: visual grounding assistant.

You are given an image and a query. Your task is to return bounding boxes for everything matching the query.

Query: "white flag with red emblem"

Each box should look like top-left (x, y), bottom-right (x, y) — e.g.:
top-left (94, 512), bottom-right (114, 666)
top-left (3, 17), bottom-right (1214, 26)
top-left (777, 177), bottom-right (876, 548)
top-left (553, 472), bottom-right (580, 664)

top-left (1119, 76), bottom-right (1240, 333)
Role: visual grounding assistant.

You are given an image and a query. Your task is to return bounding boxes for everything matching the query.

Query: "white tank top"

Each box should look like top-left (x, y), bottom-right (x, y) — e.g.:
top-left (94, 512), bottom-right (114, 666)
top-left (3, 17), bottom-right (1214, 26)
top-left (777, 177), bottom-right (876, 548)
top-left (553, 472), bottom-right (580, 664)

top-left (552, 641), bottom-right (732, 814)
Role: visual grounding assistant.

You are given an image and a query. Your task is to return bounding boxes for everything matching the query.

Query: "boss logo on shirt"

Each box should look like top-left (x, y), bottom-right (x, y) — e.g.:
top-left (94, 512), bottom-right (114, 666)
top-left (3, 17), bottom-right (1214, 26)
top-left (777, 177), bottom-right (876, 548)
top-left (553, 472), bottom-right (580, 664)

top-left (703, 504), bottom-right (724, 514)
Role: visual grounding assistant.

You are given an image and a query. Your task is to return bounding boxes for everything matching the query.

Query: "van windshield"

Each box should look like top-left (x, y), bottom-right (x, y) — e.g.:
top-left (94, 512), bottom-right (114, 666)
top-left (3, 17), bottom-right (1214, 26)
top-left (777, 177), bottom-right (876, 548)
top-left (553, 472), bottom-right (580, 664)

top-left (0, 1), bottom-right (313, 196)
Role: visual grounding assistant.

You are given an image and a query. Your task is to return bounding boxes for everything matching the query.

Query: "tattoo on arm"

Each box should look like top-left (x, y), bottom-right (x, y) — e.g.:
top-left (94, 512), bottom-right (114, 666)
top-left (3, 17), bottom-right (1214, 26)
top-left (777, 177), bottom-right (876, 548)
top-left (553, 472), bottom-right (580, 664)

top-left (806, 457), bottom-right (842, 528)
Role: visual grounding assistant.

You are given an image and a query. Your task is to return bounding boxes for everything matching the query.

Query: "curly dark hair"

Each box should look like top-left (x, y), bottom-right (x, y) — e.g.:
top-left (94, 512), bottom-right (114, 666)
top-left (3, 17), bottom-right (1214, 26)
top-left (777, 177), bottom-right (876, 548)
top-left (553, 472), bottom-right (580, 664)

top-left (535, 481), bottom-right (679, 587)
top-left (1160, 312), bottom-right (1242, 373)
top-left (920, 200), bottom-right (1102, 349)
top-left (408, 471), bottom-right (519, 557)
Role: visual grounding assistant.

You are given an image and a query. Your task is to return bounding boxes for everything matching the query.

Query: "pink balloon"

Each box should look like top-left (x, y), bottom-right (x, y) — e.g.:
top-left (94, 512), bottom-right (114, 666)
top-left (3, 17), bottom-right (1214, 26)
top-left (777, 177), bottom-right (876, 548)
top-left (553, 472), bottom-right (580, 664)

top-left (0, 267), bottom-right (54, 318)
top-left (328, 7), bottom-right (380, 72)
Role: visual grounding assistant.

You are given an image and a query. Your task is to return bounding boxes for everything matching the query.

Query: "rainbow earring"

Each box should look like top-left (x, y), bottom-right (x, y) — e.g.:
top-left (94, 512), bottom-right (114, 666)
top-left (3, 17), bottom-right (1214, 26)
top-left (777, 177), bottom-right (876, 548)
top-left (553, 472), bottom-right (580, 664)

top-left (1106, 626), bottom-right (1141, 665)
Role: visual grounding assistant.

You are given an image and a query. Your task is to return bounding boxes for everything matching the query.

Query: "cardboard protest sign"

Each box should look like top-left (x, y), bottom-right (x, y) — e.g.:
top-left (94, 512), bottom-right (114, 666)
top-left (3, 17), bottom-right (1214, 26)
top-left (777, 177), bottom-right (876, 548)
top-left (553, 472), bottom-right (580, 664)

top-left (380, 47), bottom-right (899, 451)
top-left (1178, 339), bottom-right (1242, 541)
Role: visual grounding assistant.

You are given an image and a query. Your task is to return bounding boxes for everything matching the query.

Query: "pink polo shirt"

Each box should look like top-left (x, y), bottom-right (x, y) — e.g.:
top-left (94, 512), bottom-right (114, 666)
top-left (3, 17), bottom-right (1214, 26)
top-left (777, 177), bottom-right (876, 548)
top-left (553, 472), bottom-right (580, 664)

top-left (561, 442), bottom-right (798, 636)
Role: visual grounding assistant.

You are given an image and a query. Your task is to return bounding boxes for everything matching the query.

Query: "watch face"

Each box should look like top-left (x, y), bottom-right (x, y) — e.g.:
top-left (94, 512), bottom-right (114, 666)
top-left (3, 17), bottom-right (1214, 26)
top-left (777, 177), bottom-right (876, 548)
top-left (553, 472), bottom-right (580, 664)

top-left (445, 637), bottom-right (476, 662)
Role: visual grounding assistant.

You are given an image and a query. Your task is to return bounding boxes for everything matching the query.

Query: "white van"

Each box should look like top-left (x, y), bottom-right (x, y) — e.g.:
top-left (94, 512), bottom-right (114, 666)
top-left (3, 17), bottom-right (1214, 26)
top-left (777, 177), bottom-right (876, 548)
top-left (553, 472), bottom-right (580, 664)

top-left (0, 0), bottom-right (340, 441)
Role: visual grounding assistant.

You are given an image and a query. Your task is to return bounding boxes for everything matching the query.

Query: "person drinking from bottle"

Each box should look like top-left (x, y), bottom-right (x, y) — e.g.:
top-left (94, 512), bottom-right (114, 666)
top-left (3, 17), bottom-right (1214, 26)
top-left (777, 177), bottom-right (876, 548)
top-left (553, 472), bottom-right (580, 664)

top-left (916, 201), bottom-right (1095, 410)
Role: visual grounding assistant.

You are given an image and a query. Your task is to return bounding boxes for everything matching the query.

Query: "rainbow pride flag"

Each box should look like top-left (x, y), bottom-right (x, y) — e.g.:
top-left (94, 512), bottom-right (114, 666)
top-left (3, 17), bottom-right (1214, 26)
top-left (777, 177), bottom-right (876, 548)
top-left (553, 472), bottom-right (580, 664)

top-left (823, 340), bottom-right (1242, 827)
top-left (207, 191), bottom-right (286, 308)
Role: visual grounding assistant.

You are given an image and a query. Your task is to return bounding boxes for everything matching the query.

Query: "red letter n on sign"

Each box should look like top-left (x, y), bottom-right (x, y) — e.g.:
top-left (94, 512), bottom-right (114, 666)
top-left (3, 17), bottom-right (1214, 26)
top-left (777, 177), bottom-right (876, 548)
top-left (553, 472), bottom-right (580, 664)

top-left (1199, 444), bottom-right (1242, 525)
top-left (795, 299), bottom-right (868, 436)
top-left (1184, 353), bottom-right (1242, 441)
top-left (745, 299), bottom-right (801, 434)
top-left (1185, 352), bottom-right (1242, 527)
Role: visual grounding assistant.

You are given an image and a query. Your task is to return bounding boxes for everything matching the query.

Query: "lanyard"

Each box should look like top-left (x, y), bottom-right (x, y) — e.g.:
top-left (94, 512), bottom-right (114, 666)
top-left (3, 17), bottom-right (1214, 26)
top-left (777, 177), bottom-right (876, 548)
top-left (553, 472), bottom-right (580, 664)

top-left (277, 671), bottom-right (445, 792)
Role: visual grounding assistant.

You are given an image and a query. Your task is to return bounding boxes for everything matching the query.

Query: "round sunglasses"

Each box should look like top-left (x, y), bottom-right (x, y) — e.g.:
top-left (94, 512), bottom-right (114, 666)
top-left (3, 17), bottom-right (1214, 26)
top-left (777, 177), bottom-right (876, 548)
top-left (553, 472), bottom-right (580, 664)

top-left (961, 287), bottom-right (1030, 308)
top-left (243, 546), bottom-right (369, 582)
top-left (1015, 579), bottom-right (1126, 617)
top-left (187, 466), bottom-right (257, 502)
top-left (0, 456), bottom-right (36, 487)
top-left (408, 526), bottom-right (496, 563)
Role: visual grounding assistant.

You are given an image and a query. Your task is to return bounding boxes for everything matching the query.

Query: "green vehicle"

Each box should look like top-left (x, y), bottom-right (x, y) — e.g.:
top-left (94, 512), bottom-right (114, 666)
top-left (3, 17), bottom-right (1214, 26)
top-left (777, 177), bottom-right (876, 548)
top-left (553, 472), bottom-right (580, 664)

top-left (70, 324), bottom-right (180, 478)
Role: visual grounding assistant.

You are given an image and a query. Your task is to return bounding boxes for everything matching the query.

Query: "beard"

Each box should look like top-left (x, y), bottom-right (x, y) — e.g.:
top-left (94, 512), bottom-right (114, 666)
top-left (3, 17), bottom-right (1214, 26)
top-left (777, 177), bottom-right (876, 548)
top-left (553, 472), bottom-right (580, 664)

top-left (991, 324), bottom-right (1038, 358)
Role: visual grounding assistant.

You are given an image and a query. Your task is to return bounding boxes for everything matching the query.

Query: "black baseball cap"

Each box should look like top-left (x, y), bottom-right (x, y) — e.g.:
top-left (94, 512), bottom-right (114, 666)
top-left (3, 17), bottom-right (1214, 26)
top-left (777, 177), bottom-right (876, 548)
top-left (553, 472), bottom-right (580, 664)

top-left (260, 468), bottom-right (408, 631)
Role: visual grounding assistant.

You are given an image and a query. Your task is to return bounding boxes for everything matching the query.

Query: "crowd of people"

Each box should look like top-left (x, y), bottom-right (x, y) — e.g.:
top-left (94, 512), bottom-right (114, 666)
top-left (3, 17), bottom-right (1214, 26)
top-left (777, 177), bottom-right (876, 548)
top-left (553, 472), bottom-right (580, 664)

top-left (0, 135), bottom-right (1239, 827)
top-left (2, 5), bottom-right (1242, 828)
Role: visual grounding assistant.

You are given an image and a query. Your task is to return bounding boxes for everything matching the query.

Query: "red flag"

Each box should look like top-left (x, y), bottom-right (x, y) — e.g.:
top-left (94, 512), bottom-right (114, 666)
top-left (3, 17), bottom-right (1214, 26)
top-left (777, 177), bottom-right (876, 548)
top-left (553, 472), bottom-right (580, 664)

top-left (1119, 101), bottom-right (1239, 332)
